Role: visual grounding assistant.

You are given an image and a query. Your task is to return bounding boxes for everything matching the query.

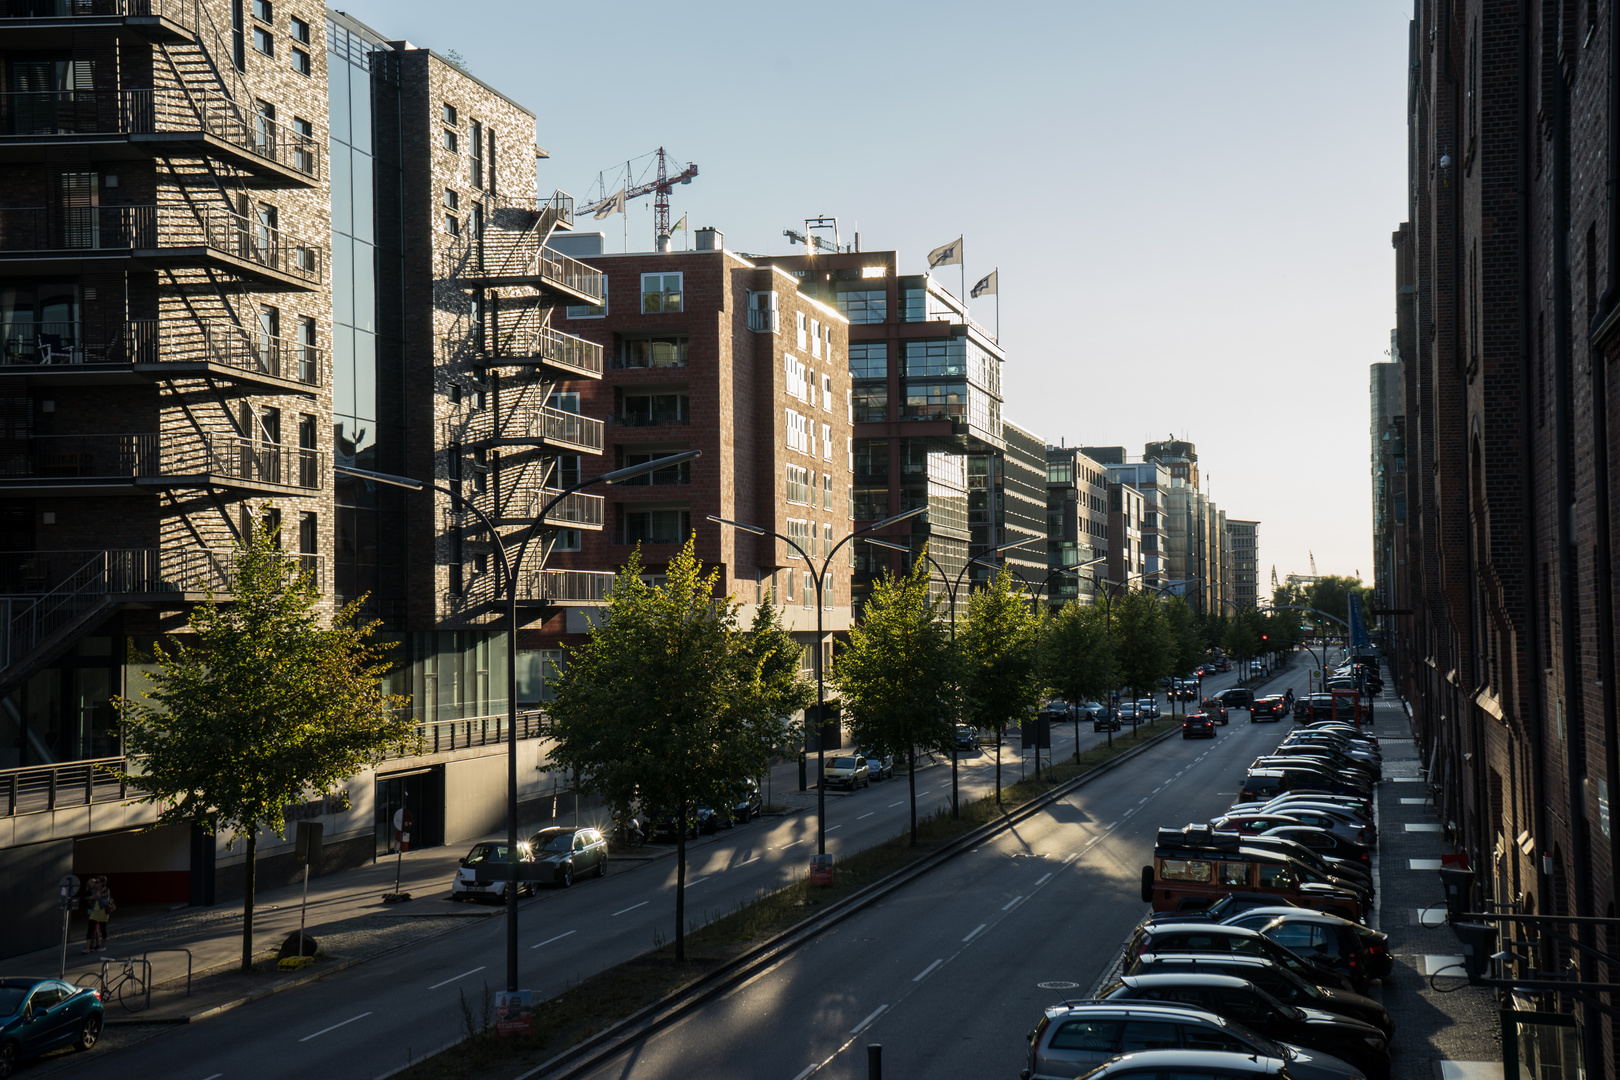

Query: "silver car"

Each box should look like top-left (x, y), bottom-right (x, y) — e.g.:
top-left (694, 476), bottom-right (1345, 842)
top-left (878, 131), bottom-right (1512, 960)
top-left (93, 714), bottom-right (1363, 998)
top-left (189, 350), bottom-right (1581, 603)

top-left (860, 751), bottom-right (894, 781)
top-left (450, 840), bottom-right (534, 901)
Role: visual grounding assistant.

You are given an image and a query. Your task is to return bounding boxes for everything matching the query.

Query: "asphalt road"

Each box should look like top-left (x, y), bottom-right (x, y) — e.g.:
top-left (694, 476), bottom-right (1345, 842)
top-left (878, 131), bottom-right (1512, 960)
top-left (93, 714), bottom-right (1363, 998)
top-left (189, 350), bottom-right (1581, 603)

top-left (60, 659), bottom-right (1313, 1080)
top-left (569, 662), bottom-right (1325, 1080)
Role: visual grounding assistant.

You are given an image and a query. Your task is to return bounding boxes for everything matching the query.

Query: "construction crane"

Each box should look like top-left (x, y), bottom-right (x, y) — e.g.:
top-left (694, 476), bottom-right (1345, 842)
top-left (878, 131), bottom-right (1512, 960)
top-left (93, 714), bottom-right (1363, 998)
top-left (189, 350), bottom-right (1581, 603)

top-left (577, 148), bottom-right (699, 249)
top-left (1271, 565), bottom-right (1279, 591)
top-left (1309, 551), bottom-right (1318, 578)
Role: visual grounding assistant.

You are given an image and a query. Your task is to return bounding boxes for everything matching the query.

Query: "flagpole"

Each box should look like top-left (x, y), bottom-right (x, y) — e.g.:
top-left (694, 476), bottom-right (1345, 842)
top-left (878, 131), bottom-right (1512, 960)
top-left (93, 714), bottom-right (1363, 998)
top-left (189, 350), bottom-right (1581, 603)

top-left (960, 239), bottom-right (966, 304)
top-left (995, 267), bottom-right (1000, 342)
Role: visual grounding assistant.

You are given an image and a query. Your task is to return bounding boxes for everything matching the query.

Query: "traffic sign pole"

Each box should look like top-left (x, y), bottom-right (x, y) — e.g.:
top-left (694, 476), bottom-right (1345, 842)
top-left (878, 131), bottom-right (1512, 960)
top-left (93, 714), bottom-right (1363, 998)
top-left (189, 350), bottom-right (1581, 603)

top-left (57, 873), bottom-right (80, 978)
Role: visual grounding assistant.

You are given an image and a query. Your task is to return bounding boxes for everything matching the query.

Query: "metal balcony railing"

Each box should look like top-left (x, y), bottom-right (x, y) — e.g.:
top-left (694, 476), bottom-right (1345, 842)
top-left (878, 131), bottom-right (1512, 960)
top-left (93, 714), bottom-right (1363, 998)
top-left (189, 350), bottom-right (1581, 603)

top-left (0, 88), bottom-right (320, 179)
top-left (483, 323), bottom-right (604, 377)
top-left (0, 318), bottom-right (322, 384)
top-left (0, 0), bottom-right (198, 23)
top-left (491, 406), bottom-right (604, 452)
top-left (461, 193), bottom-right (603, 302)
top-left (0, 433), bottom-right (161, 479)
top-left (0, 205), bottom-right (322, 284)
top-left (0, 757), bottom-right (131, 818)
top-left (0, 433), bottom-right (322, 488)
top-left (746, 307), bottom-right (779, 333)
top-left (517, 568), bottom-right (615, 605)
top-left (485, 484), bottom-right (605, 528)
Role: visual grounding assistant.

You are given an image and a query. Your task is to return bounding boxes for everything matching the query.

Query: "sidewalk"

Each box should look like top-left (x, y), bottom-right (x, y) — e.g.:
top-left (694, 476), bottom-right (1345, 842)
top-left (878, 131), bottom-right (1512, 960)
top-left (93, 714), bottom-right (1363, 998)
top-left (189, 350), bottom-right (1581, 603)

top-left (1371, 660), bottom-right (1502, 1080)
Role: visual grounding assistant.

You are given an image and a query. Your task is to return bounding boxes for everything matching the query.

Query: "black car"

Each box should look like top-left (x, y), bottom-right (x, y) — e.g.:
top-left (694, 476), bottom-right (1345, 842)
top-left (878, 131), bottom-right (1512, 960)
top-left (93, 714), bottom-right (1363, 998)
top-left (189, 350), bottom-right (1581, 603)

top-left (1182, 713), bottom-right (1217, 739)
top-left (1100, 973), bottom-right (1389, 1079)
top-left (954, 726), bottom-right (982, 752)
top-left (1225, 908), bottom-right (1393, 991)
top-left (1123, 923), bottom-right (1353, 993)
top-left (524, 826), bottom-right (609, 886)
top-left (1143, 892), bottom-right (1302, 926)
top-left (1127, 953), bottom-right (1393, 1036)
top-left (1094, 709), bottom-right (1122, 732)
top-left (1217, 687), bottom-right (1255, 709)
top-left (1250, 696), bottom-right (1288, 722)
top-left (1262, 826), bottom-right (1373, 873)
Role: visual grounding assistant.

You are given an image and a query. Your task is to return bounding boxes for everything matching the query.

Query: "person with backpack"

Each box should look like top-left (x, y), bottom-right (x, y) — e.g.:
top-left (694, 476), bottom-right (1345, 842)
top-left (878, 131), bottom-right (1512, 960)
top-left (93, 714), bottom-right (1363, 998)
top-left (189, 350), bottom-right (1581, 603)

top-left (84, 876), bottom-right (114, 953)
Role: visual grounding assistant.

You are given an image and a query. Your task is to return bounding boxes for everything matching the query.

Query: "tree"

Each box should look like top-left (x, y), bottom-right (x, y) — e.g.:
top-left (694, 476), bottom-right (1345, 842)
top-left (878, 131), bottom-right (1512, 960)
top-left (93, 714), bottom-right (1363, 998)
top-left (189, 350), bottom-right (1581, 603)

top-left (1112, 590), bottom-right (1173, 721)
top-left (1160, 598), bottom-right (1205, 715)
top-left (1304, 575), bottom-right (1363, 627)
top-left (837, 553), bottom-right (956, 845)
top-left (547, 539), bottom-right (808, 961)
top-left (1039, 599), bottom-right (1115, 763)
top-left (115, 510), bottom-right (414, 972)
top-left (960, 566), bottom-right (1042, 792)
top-left (1221, 613), bottom-right (1261, 666)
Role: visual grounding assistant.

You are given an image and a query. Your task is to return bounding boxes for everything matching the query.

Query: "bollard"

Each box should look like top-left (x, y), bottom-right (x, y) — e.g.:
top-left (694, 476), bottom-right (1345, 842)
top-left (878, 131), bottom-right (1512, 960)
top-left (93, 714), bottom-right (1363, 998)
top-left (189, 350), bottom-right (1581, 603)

top-left (867, 1043), bottom-right (882, 1080)
top-left (799, 753), bottom-right (808, 792)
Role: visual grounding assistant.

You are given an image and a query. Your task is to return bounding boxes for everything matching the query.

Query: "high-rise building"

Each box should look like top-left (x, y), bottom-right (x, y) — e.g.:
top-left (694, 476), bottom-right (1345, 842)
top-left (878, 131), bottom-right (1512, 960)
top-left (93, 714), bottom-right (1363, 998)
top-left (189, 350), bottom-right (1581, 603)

top-left (969, 420), bottom-right (1046, 592)
top-left (1043, 445), bottom-right (1109, 607)
top-left (1225, 519), bottom-right (1259, 608)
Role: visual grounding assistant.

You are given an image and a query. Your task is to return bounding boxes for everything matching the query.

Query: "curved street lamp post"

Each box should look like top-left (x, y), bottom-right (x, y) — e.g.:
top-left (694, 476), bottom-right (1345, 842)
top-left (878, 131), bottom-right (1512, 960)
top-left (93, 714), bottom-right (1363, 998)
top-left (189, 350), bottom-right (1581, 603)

top-left (337, 447), bottom-right (701, 994)
top-left (706, 506), bottom-right (925, 857)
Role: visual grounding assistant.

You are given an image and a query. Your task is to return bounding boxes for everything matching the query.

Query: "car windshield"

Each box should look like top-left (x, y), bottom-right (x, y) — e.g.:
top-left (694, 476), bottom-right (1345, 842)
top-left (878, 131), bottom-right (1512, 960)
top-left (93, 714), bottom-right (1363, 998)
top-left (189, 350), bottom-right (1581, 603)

top-left (832, 757), bottom-right (859, 769)
top-left (0, 987), bottom-right (26, 1014)
top-left (539, 833), bottom-right (574, 852)
top-left (464, 843), bottom-right (509, 864)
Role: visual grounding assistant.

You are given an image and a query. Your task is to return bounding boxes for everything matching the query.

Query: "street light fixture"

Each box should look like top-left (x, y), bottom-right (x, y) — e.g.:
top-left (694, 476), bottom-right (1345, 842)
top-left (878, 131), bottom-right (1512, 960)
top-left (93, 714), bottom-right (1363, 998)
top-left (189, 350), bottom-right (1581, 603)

top-left (706, 505), bottom-right (925, 857)
top-left (863, 533), bottom-right (1041, 807)
top-left (337, 447), bottom-right (701, 994)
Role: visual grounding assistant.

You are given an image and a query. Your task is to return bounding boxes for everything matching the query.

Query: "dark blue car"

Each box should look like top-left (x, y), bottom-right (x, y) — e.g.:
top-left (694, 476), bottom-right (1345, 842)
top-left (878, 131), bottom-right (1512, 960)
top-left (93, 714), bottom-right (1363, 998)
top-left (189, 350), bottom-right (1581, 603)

top-left (0, 977), bottom-right (104, 1075)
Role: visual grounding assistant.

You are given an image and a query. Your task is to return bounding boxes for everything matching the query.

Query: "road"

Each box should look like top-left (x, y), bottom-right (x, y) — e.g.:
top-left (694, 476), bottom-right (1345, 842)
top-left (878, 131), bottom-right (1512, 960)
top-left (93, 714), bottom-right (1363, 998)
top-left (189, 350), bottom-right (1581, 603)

top-left (63, 659), bottom-right (1306, 1080)
top-left (567, 661), bottom-right (1325, 1080)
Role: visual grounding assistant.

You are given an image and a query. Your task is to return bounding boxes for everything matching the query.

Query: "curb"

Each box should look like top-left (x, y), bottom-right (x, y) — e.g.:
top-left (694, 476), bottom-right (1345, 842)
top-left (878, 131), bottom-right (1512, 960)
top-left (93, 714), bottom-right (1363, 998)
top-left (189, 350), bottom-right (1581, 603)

top-left (105, 952), bottom-right (370, 1026)
top-left (507, 723), bottom-right (1181, 1080)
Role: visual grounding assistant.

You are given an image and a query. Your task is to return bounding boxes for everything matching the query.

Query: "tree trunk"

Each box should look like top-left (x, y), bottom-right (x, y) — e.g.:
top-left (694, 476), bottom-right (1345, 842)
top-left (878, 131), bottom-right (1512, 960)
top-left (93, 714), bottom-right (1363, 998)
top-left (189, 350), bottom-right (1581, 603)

top-left (240, 830), bottom-right (256, 973)
top-left (674, 802), bottom-right (687, 963)
top-left (995, 725), bottom-right (1002, 804)
top-left (908, 749), bottom-right (917, 846)
top-left (1072, 700), bottom-right (1080, 765)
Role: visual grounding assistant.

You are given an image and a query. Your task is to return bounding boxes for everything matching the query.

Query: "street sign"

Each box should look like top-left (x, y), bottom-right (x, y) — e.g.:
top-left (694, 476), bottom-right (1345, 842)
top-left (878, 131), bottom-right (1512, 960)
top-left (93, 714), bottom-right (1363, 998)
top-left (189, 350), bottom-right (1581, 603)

top-left (809, 852), bottom-right (834, 886)
top-left (58, 873), bottom-right (80, 897)
top-left (57, 896), bottom-right (78, 911)
top-left (495, 989), bottom-right (532, 1037)
top-left (393, 808), bottom-right (413, 852)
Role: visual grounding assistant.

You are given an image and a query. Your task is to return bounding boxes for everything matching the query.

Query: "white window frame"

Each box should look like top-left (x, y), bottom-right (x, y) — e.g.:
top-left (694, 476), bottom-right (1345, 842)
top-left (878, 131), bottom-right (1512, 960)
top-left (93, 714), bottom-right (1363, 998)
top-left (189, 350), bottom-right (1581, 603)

top-left (822, 373), bottom-right (833, 411)
top-left (784, 355), bottom-right (808, 401)
top-left (566, 279), bottom-right (608, 319)
top-left (809, 318), bottom-right (821, 358)
top-left (795, 311), bottom-right (807, 351)
top-left (822, 422), bottom-right (833, 460)
top-left (786, 408), bottom-right (810, 454)
top-left (641, 271), bottom-right (683, 314)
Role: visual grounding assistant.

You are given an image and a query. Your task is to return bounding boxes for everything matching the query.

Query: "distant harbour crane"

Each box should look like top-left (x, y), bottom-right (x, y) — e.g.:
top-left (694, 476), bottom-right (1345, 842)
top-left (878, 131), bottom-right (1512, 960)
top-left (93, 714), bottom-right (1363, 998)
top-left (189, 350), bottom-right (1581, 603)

top-left (578, 147), bottom-right (699, 250)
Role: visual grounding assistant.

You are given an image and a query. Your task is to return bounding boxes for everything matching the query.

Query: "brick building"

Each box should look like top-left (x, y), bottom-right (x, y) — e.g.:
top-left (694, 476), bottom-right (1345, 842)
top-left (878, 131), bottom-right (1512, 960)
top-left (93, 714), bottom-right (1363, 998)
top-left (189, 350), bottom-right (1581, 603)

top-left (1395, 1), bottom-right (1620, 1067)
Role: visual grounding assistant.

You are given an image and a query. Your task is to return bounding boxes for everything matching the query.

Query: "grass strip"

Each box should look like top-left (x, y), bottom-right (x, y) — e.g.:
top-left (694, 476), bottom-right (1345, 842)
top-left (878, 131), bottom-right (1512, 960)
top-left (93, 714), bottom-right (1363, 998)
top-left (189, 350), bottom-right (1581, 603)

top-left (390, 721), bottom-right (1172, 1080)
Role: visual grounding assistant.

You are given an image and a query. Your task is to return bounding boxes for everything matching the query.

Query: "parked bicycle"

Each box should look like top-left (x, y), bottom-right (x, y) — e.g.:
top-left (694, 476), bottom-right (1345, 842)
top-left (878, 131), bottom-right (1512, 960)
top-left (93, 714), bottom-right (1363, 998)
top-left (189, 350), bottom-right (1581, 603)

top-left (74, 956), bottom-right (148, 1013)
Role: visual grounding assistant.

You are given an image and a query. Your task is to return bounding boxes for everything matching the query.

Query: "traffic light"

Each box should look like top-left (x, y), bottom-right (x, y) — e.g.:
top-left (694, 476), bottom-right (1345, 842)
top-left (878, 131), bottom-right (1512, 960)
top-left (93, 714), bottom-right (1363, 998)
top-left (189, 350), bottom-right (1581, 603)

top-left (1261, 633), bottom-right (1268, 642)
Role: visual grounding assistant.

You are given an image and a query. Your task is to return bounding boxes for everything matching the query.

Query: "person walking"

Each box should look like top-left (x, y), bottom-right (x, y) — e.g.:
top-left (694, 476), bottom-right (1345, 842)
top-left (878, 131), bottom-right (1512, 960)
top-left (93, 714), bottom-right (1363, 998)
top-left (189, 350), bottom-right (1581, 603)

top-left (84, 876), bottom-right (114, 953)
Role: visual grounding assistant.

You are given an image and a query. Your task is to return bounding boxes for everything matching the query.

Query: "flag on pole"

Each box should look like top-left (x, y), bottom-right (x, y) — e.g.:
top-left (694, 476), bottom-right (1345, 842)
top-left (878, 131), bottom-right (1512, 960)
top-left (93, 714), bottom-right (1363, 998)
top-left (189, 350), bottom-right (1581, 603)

top-left (927, 236), bottom-right (963, 268)
top-left (592, 187), bottom-right (626, 220)
top-left (971, 269), bottom-right (998, 298)
top-left (670, 213), bottom-right (688, 234)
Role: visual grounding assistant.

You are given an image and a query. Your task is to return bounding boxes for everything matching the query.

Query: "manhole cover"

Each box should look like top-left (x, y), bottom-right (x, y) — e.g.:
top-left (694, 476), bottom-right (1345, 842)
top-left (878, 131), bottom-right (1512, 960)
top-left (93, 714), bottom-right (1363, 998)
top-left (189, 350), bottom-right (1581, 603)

top-left (1037, 980), bottom-right (1079, 990)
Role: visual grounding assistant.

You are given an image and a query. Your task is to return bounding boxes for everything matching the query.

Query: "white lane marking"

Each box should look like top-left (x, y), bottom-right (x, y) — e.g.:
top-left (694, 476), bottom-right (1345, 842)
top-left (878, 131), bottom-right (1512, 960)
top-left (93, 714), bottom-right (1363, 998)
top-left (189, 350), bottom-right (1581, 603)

top-left (202, 1075), bottom-right (223, 1080)
top-left (1063, 852), bottom-right (1079, 864)
top-left (850, 1003), bottom-right (889, 1034)
top-left (1001, 895), bottom-right (1023, 911)
top-left (888, 801), bottom-right (905, 808)
top-left (1137, 797), bottom-right (1149, 805)
top-left (858, 812), bottom-right (875, 820)
top-left (1105, 821), bottom-right (1118, 830)
top-left (791, 1066), bottom-right (818, 1080)
top-left (735, 855), bottom-right (760, 867)
top-left (826, 825), bottom-right (843, 832)
top-left (1036, 873), bottom-right (1053, 886)
top-left (779, 839), bottom-right (805, 849)
top-left (684, 876), bottom-right (709, 888)
top-left (299, 1011), bottom-right (372, 1042)
top-left (612, 901), bottom-right (649, 916)
top-left (428, 966), bottom-right (485, 989)
top-left (532, 930), bottom-right (575, 949)
top-left (913, 959), bottom-right (944, 982)
top-left (963, 923), bottom-right (987, 943)
top-left (915, 789), bottom-right (930, 796)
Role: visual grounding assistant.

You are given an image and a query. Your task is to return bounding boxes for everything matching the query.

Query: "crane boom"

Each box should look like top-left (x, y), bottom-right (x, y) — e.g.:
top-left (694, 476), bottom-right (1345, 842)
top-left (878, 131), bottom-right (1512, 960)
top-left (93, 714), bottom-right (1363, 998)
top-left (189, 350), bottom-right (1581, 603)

top-left (577, 147), bottom-right (699, 247)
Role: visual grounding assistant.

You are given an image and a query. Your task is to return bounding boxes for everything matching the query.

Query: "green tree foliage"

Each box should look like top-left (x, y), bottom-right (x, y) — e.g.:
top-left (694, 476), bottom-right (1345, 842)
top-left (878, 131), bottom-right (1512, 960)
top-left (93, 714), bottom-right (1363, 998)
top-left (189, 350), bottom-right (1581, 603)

top-left (837, 553), bottom-right (956, 845)
top-left (115, 510), bottom-right (414, 971)
top-left (547, 539), bottom-right (809, 960)
top-left (1221, 611), bottom-right (1261, 663)
top-left (1304, 575), bottom-right (1363, 626)
top-left (1161, 598), bottom-right (1205, 680)
top-left (1039, 598), bottom-right (1115, 755)
top-left (960, 566), bottom-right (1042, 788)
top-left (1112, 590), bottom-right (1173, 706)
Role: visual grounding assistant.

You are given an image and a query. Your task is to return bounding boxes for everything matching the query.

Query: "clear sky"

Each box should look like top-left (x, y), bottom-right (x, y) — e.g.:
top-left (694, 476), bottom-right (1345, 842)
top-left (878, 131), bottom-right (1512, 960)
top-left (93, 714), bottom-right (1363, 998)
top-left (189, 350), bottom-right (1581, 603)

top-left (336, 0), bottom-right (1411, 585)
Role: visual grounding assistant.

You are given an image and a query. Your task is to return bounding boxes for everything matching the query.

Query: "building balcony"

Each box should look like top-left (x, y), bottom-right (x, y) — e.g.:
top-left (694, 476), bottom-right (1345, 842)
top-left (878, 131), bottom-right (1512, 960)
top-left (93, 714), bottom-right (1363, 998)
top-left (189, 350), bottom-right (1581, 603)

top-left (0, 432), bottom-right (323, 495)
top-left (0, 88), bottom-right (320, 187)
top-left (0, 0), bottom-right (200, 41)
top-left (746, 307), bottom-right (778, 334)
top-left (452, 404), bottom-right (604, 455)
top-left (456, 194), bottom-right (603, 306)
top-left (465, 480), bottom-right (604, 530)
top-left (0, 204), bottom-right (322, 290)
top-left (469, 322), bottom-right (603, 379)
top-left (0, 318), bottom-right (322, 392)
top-left (0, 545), bottom-right (321, 597)
top-left (515, 567), bottom-right (615, 607)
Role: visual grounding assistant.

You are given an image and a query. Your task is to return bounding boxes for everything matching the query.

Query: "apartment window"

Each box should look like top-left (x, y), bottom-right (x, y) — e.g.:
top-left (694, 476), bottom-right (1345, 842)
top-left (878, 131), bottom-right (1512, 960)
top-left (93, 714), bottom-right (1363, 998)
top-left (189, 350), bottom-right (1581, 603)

top-left (470, 120), bottom-right (483, 187)
top-left (231, 0), bottom-right (245, 70)
top-left (618, 335), bottom-right (687, 369)
top-left (849, 343), bottom-right (887, 381)
top-left (550, 529), bottom-right (582, 553)
top-left (257, 304), bottom-right (279, 372)
top-left (803, 572), bottom-right (814, 608)
top-left (824, 326), bottom-right (834, 365)
top-left (294, 246), bottom-right (315, 273)
top-left (784, 355), bottom-right (808, 400)
top-left (298, 512), bottom-right (317, 578)
top-left (296, 316), bottom-right (316, 382)
top-left (835, 288), bottom-right (886, 324)
top-left (444, 189), bottom-right (459, 211)
top-left (823, 474), bottom-right (833, 510)
top-left (795, 311), bottom-right (807, 350)
top-left (620, 392), bottom-right (688, 426)
top-left (618, 450), bottom-right (690, 486)
top-left (253, 99), bottom-right (275, 156)
top-left (785, 408), bottom-right (810, 454)
top-left (641, 272), bottom-right (682, 313)
top-left (291, 46), bottom-right (309, 75)
top-left (253, 201), bottom-right (277, 255)
top-left (487, 128), bottom-right (497, 193)
top-left (443, 103), bottom-right (457, 126)
top-left (567, 279), bottom-right (607, 319)
top-left (809, 318), bottom-right (821, 358)
top-left (445, 214), bottom-right (459, 236)
top-left (253, 25), bottom-right (273, 56)
top-left (289, 14), bottom-right (309, 41)
top-left (252, 0), bottom-right (272, 20)
top-left (786, 464), bottom-right (810, 504)
top-left (822, 373), bottom-right (833, 411)
top-left (298, 414), bottom-right (317, 486)
top-left (443, 127), bottom-right (458, 152)
top-left (822, 423), bottom-right (833, 461)
top-left (555, 454), bottom-right (580, 488)
top-left (291, 116), bottom-right (312, 173)
top-left (784, 566), bottom-right (795, 602)
top-left (622, 508), bottom-right (689, 545)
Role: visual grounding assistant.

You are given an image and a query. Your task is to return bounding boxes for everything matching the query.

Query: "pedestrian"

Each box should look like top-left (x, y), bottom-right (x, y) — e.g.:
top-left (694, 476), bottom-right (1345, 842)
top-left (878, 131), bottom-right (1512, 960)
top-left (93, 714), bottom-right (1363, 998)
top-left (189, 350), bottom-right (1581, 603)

top-left (84, 876), bottom-right (114, 953)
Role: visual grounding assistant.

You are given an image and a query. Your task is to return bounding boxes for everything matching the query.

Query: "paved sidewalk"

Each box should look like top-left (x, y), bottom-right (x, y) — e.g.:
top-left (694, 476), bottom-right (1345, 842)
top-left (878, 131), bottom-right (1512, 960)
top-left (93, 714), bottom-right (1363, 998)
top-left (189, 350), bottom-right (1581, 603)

top-left (1370, 662), bottom-right (1503, 1080)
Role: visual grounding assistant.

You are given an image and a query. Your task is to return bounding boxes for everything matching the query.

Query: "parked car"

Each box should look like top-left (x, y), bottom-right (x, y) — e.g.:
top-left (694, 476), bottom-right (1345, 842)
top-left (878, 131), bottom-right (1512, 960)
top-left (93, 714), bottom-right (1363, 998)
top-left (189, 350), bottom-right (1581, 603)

top-left (1143, 892), bottom-right (1302, 926)
top-left (697, 778), bottom-right (763, 831)
top-left (1126, 953), bottom-right (1393, 1036)
top-left (824, 755), bottom-right (870, 790)
top-left (451, 839), bottom-right (535, 901)
top-left (1099, 974), bottom-right (1390, 1079)
top-left (1054, 1049), bottom-right (1314, 1080)
top-left (1224, 907), bottom-right (1393, 992)
top-left (860, 751), bottom-right (894, 781)
top-left (1200, 698), bottom-right (1231, 725)
top-left (524, 826), bottom-right (608, 886)
top-left (0, 978), bottom-right (104, 1074)
top-left (1022, 1000), bottom-right (1366, 1080)
top-left (1182, 713), bottom-right (1217, 739)
top-left (1124, 922), bottom-right (1353, 993)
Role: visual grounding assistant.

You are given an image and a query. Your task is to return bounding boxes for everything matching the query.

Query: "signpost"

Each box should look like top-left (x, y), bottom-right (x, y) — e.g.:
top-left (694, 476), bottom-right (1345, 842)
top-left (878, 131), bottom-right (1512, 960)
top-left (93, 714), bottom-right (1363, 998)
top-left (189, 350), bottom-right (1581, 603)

top-left (384, 808), bottom-right (413, 903)
top-left (56, 873), bottom-right (80, 978)
top-left (494, 989), bottom-right (532, 1037)
top-left (809, 853), bottom-right (834, 886)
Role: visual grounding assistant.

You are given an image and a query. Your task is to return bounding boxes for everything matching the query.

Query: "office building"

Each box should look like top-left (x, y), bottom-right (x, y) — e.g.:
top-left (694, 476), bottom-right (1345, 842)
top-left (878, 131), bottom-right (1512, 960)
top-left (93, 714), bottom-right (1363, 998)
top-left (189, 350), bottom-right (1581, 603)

top-left (1043, 444), bottom-right (1109, 607)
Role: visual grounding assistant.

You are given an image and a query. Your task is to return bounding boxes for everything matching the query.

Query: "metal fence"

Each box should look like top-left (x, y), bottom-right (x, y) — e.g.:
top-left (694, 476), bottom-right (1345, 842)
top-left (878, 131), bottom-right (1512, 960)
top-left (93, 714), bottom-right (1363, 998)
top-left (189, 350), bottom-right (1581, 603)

top-left (0, 433), bottom-right (322, 488)
top-left (0, 757), bottom-right (130, 818)
top-left (0, 318), bottom-right (322, 384)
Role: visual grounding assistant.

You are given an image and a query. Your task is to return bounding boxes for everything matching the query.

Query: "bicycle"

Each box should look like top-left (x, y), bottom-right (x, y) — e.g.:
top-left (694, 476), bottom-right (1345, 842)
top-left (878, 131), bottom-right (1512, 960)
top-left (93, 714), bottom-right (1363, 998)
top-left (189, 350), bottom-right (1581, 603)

top-left (75, 957), bottom-right (149, 1013)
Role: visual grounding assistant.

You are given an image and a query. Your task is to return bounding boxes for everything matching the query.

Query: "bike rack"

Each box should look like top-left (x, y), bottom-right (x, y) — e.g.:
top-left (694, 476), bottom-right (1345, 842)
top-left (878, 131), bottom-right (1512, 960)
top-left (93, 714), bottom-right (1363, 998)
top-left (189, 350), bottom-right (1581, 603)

top-left (81, 956), bottom-right (154, 1011)
top-left (141, 947), bottom-right (193, 998)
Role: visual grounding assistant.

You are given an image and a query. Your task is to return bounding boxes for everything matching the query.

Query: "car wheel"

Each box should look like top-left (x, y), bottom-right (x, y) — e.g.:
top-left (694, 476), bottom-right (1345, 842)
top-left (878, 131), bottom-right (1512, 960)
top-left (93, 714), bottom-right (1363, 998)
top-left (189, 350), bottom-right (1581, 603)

top-left (595, 857), bottom-right (607, 878)
top-left (0, 1040), bottom-right (17, 1078)
top-left (560, 865), bottom-right (573, 888)
top-left (73, 1013), bottom-right (102, 1052)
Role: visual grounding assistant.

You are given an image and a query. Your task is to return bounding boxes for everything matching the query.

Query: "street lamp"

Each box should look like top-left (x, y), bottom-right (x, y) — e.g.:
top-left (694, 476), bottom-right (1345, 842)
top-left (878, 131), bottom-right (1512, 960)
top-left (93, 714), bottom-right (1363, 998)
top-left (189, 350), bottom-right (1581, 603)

top-left (338, 447), bottom-right (700, 994)
top-left (862, 534), bottom-right (1041, 807)
top-left (706, 505), bottom-right (925, 857)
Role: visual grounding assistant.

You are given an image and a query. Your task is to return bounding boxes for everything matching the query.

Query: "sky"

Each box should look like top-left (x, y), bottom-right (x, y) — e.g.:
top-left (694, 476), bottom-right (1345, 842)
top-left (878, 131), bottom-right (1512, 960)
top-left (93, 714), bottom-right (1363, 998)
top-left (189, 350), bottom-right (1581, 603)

top-left (337, 0), bottom-right (1412, 585)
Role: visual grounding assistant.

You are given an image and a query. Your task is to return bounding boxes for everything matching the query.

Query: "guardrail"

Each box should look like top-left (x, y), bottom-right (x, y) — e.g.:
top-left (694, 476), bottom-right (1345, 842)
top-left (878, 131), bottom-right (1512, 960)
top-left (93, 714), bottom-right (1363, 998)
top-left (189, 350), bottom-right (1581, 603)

top-left (494, 484), bottom-right (605, 528)
top-left (0, 756), bottom-right (129, 817)
top-left (518, 568), bottom-right (616, 605)
top-left (484, 323), bottom-right (604, 377)
top-left (0, 433), bottom-right (323, 488)
top-left (0, 318), bottom-right (323, 384)
top-left (397, 709), bottom-right (550, 757)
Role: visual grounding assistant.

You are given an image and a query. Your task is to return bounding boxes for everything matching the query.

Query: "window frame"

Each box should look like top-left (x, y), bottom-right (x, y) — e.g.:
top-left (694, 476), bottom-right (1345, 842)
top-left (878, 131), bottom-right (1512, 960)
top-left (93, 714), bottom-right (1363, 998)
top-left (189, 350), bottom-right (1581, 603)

top-left (253, 24), bottom-right (273, 56)
top-left (640, 271), bottom-right (683, 314)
